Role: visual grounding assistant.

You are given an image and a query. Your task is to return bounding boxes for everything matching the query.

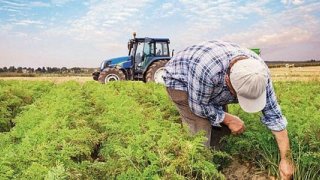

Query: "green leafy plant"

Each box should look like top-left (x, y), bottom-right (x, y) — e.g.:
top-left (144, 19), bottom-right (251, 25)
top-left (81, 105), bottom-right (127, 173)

top-left (0, 81), bottom-right (224, 179)
top-left (0, 80), bottom-right (53, 132)
top-left (225, 81), bottom-right (320, 179)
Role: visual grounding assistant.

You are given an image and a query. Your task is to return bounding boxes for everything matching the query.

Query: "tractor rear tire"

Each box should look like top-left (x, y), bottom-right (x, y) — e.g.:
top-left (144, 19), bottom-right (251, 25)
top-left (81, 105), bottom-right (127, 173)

top-left (98, 68), bottom-right (126, 84)
top-left (145, 60), bottom-right (168, 84)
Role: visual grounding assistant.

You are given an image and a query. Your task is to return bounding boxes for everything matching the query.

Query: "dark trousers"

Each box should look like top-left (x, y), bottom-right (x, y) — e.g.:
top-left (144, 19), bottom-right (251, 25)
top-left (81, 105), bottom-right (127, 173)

top-left (166, 88), bottom-right (230, 149)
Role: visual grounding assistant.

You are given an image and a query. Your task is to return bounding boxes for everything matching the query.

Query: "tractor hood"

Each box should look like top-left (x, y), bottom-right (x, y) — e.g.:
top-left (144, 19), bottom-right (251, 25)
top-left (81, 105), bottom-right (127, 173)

top-left (100, 56), bottom-right (132, 70)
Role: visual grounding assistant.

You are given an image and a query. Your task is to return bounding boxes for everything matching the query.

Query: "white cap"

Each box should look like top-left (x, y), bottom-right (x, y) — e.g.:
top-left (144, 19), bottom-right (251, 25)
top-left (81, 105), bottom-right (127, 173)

top-left (230, 58), bottom-right (268, 113)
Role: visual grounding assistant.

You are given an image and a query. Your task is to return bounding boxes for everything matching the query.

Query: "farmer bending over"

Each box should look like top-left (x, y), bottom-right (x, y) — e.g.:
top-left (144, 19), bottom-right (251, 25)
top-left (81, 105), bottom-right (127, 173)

top-left (163, 40), bottom-right (294, 179)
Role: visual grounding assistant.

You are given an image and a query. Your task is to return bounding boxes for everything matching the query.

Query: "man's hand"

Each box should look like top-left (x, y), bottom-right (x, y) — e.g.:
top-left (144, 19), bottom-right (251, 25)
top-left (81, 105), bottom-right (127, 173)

top-left (279, 158), bottom-right (294, 180)
top-left (222, 113), bottom-right (245, 135)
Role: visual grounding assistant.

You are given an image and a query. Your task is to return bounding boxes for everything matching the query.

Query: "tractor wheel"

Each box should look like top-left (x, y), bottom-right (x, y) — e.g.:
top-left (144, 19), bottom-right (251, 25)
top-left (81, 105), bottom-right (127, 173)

top-left (145, 60), bottom-right (168, 84)
top-left (98, 68), bottom-right (126, 84)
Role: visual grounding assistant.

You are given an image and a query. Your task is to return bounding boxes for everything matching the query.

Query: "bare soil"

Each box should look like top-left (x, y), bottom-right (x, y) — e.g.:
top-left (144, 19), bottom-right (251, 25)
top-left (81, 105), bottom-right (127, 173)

top-left (223, 159), bottom-right (275, 180)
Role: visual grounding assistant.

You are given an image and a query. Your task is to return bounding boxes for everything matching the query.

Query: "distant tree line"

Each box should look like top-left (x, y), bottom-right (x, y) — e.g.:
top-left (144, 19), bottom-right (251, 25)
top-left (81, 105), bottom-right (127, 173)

top-left (0, 66), bottom-right (94, 74)
top-left (266, 59), bottom-right (320, 68)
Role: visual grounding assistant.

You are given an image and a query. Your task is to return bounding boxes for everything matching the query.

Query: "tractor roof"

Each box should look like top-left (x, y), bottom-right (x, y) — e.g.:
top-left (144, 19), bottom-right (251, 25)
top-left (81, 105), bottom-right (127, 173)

top-left (130, 37), bottom-right (170, 43)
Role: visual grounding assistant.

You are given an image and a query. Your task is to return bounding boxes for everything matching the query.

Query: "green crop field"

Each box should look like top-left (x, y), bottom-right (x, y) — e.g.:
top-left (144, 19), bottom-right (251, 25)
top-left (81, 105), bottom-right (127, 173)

top-left (0, 80), bottom-right (319, 179)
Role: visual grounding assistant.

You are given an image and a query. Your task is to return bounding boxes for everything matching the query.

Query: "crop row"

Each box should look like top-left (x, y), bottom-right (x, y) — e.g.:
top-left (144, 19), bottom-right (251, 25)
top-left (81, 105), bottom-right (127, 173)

top-left (79, 82), bottom-right (224, 179)
top-left (0, 81), bottom-right (224, 179)
top-left (0, 80), bottom-right (53, 132)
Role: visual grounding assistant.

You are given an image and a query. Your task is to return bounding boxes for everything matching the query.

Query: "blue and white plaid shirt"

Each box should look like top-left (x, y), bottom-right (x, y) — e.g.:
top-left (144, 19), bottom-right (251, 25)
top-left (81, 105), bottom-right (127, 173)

top-left (163, 40), bottom-right (287, 131)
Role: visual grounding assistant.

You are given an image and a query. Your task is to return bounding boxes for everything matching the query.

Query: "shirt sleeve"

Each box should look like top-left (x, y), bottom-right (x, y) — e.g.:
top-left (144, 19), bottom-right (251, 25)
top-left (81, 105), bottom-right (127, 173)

top-left (187, 55), bottom-right (225, 126)
top-left (261, 78), bottom-right (287, 131)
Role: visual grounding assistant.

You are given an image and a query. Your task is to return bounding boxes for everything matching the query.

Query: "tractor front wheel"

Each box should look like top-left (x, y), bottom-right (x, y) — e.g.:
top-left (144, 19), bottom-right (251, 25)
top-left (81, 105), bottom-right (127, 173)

top-left (145, 60), bottom-right (168, 84)
top-left (98, 68), bottom-right (126, 84)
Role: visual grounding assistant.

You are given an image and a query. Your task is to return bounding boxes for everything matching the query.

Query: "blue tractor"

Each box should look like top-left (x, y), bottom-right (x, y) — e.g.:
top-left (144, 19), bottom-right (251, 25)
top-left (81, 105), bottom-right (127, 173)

top-left (92, 33), bottom-right (172, 84)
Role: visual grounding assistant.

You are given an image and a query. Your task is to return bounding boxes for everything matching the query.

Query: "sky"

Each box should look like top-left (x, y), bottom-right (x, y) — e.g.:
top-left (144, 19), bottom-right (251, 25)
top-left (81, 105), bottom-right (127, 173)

top-left (0, 0), bottom-right (319, 68)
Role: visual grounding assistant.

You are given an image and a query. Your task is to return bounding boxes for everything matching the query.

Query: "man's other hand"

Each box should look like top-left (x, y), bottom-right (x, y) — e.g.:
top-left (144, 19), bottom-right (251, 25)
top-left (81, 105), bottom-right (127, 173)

top-left (279, 158), bottom-right (294, 180)
top-left (222, 113), bottom-right (245, 135)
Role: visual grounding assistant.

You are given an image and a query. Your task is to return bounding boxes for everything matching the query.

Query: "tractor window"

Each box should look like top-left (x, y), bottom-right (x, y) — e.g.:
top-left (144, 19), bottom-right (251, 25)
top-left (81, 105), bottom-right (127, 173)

top-left (150, 43), bottom-right (155, 55)
top-left (135, 42), bottom-right (144, 67)
top-left (143, 42), bottom-right (153, 56)
top-left (129, 43), bottom-right (135, 56)
top-left (155, 42), bottom-right (169, 56)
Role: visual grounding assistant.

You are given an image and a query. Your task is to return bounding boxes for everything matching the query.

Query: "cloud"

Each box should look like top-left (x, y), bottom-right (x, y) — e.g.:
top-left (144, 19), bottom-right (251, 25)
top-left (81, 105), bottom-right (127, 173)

top-left (0, 0), bottom-right (27, 7)
top-left (0, 0), bottom-right (50, 15)
top-left (0, 0), bottom-right (50, 8)
top-left (51, 0), bottom-right (74, 6)
top-left (30, 1), bottom-right (51, 7)
top-left (162, 2), bottom-right (174, 10)
top-left (14, 19), bottom-right (43, 26)
top-left (259, 28), bottom-right (310, 44)
top-left (224, 27), bottom-right (312, 48)
top-left (29, 0), bottom-right (156, 61)
top-left (168, 0), bottom-right (271, 47)
top-left (0, 0), bottom-right (29, 13)
top-left (220, 2), bottom-right (320, 60)
top-left (281, 0), bottom-right (304, 5)
top-left (5, 8), bottom-right (20, 12)
top-left (223, 2), bottom-right (320, 44)
top-left (156, 2), bottom-right (181, 17)
top-left (68, 0), bottom-right (152, 43)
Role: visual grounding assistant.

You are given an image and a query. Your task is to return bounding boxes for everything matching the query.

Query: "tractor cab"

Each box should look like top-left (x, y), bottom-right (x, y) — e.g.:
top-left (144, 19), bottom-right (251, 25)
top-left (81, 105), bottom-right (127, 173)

top-left (128, 34), bottom-right (170, 78)
top-left (93, 33), bottom-right (171, 84)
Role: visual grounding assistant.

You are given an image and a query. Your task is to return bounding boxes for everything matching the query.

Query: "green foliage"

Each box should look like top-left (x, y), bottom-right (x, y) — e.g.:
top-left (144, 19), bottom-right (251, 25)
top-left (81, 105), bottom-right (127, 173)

top-left (1, 80), bottom-right (319, 179)
top-left (0, 80), bottom-right (53, 132)
top-left (225, 81), bottom-right (320, 179)
top-left (0, 81), bottom-right (224, 179)
top-left (80, 82), bottom-right (224, 179)
top-left (45, 162), bottom-right (68, 180)
top-left (212, 151), bottom-right (232, 170)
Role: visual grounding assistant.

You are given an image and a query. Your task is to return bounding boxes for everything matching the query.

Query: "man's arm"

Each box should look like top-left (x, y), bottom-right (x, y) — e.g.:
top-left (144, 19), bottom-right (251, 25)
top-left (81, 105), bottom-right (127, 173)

top-left (262, 78), bottom-right (294, 179)
top-left (260, 79), bottom-right (287, 131)
top-left (272, 129), bottom-right (294, 180)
